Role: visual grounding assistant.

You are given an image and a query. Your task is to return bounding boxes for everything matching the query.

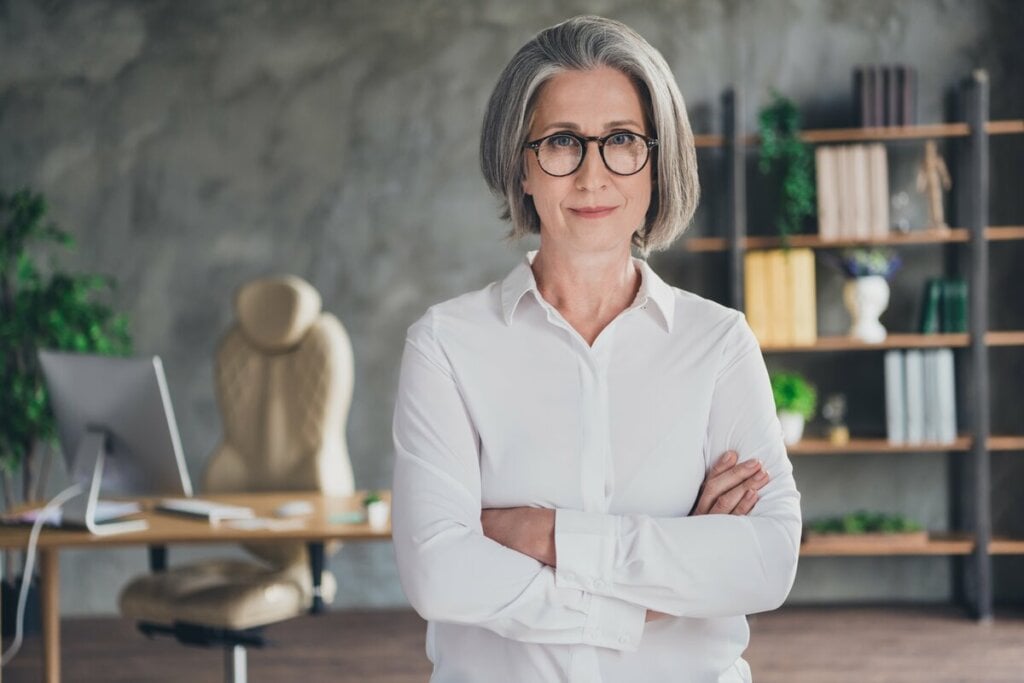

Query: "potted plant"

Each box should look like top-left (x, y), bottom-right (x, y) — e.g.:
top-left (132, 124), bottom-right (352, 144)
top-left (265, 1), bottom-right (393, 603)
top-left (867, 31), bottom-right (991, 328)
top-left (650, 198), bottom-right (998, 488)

top-left (803, 510), bottom-right (927, 547)
top-left (362, 490), bottom-right (389, 529)
top-left (828, 248), bottom-right (902, 343)
top-left (0, 188), bottom-right (132, 632)
top-left (758, 92), bottom-right (816, 248)
top-left (770, 371), bottom-right (817, 445)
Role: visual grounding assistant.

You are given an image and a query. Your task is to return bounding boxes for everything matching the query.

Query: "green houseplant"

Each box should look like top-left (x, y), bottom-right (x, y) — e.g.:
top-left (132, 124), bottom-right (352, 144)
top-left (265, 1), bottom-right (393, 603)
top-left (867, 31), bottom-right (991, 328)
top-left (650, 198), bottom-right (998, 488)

top-left (758, 92), bottom-right (816, 248)
top-left (770, 371), bottom-right (817, 445)
top-left (0, 188), bottom-right (133, 509)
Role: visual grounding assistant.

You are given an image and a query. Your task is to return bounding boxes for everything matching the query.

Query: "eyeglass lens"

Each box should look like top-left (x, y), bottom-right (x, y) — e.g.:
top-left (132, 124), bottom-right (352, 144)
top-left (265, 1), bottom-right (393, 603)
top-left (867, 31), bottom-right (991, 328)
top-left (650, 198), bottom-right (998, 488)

top-left (536, 133), bottom-right (650, 176)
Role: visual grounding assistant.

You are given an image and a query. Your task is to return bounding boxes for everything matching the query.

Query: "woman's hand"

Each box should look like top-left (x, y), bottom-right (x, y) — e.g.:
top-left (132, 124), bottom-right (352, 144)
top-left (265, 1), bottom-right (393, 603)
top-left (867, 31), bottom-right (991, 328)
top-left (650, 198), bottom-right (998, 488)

top-left (690, 450), bottom-right (770, 516)
top-left (480, 507), bottom-right (557, 566)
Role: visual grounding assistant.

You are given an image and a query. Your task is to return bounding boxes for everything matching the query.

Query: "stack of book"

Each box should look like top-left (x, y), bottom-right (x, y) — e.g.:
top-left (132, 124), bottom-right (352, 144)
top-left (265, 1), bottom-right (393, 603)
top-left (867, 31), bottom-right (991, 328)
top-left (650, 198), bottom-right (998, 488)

top-left (815, 143), bottom-right (890, 241)
top-left (918, 277), bottom-right (968, 333)
top-left (853, 64), bottom-right (917, 127)
top-left (743, 248), bottom-right (817, 347)
top-left (884, 348), bottom-right (958, 445)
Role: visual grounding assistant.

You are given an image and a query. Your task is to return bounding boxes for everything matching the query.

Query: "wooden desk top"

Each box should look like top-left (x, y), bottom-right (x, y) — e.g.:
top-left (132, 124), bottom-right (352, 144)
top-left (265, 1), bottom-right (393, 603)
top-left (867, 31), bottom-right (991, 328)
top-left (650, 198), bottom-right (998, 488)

top-left (0, 490), bottom-right (392, 549)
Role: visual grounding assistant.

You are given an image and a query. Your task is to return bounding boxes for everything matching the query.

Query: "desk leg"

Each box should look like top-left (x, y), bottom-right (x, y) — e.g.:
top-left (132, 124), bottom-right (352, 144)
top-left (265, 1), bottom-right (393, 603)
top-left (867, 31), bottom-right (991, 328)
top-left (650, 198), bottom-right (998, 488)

top-left (39, 549), bottom-right (59, 683)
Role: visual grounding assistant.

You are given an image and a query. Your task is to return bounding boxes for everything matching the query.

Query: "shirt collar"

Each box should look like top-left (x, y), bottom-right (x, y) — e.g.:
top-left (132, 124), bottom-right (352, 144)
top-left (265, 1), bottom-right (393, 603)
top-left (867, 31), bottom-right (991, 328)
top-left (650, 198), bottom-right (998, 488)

top-left (500, 250), bottom-right (674, 333)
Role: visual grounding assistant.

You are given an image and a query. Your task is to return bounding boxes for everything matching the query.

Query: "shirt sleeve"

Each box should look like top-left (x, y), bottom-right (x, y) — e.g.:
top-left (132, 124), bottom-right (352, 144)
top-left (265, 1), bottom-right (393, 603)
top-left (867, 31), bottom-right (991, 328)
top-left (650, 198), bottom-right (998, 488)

top-left (553, 311), bottom-right (802, 619)
top-left (391, 309), bottom-right (647, 651)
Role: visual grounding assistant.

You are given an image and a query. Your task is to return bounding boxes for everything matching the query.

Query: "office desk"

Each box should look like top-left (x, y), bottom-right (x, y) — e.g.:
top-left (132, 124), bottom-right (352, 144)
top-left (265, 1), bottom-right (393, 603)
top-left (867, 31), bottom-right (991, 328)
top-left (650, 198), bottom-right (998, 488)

top-left (0, 491), bottom-right (392, 683)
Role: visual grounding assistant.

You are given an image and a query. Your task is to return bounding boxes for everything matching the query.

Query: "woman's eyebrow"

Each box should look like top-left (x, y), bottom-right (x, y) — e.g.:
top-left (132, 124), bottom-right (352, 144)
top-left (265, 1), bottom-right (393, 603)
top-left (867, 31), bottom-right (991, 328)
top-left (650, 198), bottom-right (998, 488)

top-left (538, 119), bottom-right (644, 135)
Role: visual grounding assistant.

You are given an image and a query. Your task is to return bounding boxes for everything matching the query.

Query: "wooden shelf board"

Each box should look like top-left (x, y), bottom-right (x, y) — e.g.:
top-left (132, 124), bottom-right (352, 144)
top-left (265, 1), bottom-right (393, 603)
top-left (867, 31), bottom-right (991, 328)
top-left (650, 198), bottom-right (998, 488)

top-left (800, 532), bottom-right (973, 556)
top-left (989, 436), bottom-right (1024, 451)
top-left (759, 332), bottom-right (1024, 353)
top-left (789, 437), bottom-right (970, 455)
top-left (692, 120), bottom-right (1023, 148)
top-left (788, 435), bottom-right (1024, 455)
top-left (990, 538), bottom-right (1024, 555)
top-left (683, 226), bottom-right (1024, 252)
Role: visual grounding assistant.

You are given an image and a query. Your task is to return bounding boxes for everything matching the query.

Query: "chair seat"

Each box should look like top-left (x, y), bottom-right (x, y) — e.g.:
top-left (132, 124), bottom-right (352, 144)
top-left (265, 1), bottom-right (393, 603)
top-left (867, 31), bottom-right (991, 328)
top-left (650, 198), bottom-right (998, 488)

top-left (118, 559), bottom-right (338, 630)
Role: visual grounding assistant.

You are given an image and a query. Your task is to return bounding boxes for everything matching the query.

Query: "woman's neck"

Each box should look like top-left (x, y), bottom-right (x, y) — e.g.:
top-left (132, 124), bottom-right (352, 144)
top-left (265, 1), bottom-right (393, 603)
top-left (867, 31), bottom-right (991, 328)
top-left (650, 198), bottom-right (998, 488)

top-left (530, 244), bottom-right (641, 324)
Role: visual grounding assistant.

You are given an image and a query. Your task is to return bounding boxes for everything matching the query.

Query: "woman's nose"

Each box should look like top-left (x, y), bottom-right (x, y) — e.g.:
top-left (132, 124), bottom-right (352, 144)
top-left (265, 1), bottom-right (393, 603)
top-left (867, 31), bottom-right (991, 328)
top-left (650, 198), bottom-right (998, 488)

top-left (574, 141), bottom-right (610, 191)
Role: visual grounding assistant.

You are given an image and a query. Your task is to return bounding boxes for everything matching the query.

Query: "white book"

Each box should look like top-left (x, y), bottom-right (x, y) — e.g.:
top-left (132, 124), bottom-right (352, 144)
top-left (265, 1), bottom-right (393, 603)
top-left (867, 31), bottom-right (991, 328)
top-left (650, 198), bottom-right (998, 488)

top-left (922, 350), bottom-right (940, 443)
top-left (936, 347), bottom-right (958, 444)
top-left (904, 350), bottom-right (925, 444)
top-left (868, 144), bottom-right (890, 238)
top-left (815, 146), bottom-right (839, 241)
top-left (835, 146), bottom-right (851, 239)
top-left (884, 350), bottom-right (907, 444)
top-left (851, 145), bottom-right (871, 240)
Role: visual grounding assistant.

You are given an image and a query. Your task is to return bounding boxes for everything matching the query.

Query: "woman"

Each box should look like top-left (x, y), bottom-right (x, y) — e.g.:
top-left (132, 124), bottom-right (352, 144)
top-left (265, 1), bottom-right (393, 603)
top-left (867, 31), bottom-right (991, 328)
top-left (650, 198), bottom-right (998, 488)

top-left (392, 15), bottom-right (801, 683)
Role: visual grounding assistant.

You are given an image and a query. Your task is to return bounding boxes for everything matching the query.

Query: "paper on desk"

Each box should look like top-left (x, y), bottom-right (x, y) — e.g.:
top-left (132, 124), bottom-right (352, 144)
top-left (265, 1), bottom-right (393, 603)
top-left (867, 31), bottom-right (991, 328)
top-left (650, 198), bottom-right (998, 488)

top-left (220, 517), bottom-right (308, 531)
top-left (4, 501), bottom-right (143, 527)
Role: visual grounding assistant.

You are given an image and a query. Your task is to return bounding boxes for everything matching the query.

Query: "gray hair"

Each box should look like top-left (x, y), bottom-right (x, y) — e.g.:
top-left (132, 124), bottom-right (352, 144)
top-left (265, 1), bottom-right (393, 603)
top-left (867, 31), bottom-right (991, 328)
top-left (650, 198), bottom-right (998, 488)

top-left (479, 15), bottom-right (699, 256)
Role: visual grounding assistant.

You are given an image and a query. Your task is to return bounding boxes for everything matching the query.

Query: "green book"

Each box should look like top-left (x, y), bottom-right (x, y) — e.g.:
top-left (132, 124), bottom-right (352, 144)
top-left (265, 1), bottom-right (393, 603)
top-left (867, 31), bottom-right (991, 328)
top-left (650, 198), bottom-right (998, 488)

top-left (918, 278), bottom-right (942, 334)
top-left (941, 278), bottom-right (968, 333)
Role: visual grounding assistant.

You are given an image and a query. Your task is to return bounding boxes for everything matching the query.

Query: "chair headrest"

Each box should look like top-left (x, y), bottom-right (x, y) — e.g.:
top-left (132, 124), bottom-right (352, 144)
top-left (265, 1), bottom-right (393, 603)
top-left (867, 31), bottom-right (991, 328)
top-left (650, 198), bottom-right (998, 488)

top-left (234, 275), bottom-right (323, 353)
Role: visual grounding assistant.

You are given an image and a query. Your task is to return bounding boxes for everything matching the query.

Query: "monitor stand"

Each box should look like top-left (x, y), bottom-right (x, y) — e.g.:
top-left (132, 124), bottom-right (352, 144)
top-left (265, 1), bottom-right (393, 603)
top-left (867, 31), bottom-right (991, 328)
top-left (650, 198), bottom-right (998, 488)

top-left (62, 428), bottom-right (149, 535)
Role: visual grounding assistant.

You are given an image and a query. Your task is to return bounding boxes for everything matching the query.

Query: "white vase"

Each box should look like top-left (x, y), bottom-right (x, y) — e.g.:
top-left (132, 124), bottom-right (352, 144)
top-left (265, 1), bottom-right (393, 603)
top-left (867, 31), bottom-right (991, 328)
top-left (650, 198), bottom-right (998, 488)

top-left (778, 411), bottom-right (806, 446)
top-left (843, 275), bottom-right (890, 343)
top-left (366, 500), bottom-right (390, 529)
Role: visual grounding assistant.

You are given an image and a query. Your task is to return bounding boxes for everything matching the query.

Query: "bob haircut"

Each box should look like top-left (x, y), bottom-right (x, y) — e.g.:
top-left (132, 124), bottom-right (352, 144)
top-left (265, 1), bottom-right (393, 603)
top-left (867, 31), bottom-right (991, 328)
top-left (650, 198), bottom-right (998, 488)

top-left (480, 15), bottom-right (699, 256)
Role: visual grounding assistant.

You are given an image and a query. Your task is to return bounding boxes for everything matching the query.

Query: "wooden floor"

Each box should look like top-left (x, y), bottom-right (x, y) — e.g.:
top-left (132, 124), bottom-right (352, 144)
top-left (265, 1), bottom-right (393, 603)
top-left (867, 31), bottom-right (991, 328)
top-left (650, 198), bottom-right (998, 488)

top-left (3, 606), bottom-right (1024, 682)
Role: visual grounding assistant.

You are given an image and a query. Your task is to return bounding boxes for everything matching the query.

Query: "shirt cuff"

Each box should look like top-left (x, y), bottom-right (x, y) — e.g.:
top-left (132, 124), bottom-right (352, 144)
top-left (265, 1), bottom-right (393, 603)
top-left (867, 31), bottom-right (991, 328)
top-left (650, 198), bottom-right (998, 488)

top-left (554, 508), bottom-right (618, 595)
top-left (579, 592), bottom-right (646, 652)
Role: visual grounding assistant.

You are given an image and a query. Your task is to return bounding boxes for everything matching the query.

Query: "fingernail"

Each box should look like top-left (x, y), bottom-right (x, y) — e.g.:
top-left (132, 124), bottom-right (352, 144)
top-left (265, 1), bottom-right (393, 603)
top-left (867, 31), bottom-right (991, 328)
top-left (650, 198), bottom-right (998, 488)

top-left (744, 459), bottom-right (759, 469)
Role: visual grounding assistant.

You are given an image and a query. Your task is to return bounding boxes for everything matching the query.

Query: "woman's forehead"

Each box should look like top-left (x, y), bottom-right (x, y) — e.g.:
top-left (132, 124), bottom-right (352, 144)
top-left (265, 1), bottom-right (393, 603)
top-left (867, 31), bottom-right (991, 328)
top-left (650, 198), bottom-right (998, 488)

top-left (530, 67), bottom-right (646, 132)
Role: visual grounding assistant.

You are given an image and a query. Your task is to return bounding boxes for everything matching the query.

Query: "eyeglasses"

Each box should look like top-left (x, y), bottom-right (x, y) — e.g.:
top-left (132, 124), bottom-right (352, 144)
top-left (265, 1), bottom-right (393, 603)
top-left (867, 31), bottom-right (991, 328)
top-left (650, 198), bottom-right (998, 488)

top-left (524, 131), bottom-right (658, 177)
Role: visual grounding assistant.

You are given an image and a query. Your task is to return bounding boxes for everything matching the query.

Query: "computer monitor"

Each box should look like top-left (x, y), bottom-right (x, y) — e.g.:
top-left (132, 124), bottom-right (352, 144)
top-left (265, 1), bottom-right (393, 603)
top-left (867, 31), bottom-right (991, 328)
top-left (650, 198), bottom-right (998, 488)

top-left (37, 350), bottom-right (194, 535)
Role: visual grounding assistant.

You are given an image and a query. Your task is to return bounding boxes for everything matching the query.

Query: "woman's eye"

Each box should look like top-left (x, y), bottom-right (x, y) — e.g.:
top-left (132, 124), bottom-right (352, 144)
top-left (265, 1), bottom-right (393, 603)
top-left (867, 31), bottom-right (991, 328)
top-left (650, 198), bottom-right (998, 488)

top-left (547, 134), bottom-right (577, 148)
top-left (608, 132), bottom-right (638, 146)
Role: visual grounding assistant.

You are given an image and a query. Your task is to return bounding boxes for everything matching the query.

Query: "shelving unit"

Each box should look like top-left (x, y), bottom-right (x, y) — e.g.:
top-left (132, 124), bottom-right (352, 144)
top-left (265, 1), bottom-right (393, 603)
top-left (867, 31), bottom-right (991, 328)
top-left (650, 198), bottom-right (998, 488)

top-left (686, 71), bottom-right (1023, 619)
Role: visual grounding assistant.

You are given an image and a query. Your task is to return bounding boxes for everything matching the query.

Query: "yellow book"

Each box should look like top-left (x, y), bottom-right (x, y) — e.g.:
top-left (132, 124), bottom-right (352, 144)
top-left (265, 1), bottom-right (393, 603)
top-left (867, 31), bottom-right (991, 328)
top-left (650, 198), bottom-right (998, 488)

top-left (787, 249), bottom-right (818, 345)
top-left (765, 250), bottom-right (791, 347)
top-left (743, 251), bottom-right (770, 345)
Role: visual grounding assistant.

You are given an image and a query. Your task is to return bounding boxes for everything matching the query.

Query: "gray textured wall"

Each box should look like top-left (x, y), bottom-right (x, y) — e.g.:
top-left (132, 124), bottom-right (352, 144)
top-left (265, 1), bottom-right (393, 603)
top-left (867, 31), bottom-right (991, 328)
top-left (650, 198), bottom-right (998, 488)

top-left (1, 0), bottom-right (1020, 616)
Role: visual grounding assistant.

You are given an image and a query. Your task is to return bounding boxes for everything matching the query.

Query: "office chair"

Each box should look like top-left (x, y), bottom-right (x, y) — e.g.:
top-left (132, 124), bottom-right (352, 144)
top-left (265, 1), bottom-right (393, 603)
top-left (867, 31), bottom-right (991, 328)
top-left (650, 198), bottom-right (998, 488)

top-left (119, 275), bottom-right (355, 683)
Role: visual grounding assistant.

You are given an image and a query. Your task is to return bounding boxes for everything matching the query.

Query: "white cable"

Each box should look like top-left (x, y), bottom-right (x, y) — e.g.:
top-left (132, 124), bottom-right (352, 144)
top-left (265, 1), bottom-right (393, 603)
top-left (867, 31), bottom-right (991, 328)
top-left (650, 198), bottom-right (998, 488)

top-left (1, 482), bottom-right (84, 666)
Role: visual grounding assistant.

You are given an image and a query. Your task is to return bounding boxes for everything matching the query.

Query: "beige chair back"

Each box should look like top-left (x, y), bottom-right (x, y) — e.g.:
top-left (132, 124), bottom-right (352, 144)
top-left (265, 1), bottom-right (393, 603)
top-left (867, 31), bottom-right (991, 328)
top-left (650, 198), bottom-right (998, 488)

top-left (201, 275), bottom-right (355, 568)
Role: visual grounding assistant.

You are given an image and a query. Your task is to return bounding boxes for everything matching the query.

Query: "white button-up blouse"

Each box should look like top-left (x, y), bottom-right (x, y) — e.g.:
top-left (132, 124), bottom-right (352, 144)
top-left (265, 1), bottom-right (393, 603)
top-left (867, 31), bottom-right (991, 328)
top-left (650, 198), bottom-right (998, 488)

top-left (392, 250), bottom-right (801, 683)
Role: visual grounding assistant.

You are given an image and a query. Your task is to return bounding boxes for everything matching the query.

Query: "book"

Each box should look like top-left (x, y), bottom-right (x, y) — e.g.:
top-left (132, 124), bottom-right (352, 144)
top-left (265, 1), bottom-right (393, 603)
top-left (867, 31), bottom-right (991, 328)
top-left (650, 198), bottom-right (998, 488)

top-left (765, 249), bottom-right (791, 346)
top-left (815, 146), bottom-right (839, 240)
top-left (835, 146), bottom-right (852, 238)
top-left (940, 278), bottom-right (968, 333)
top-left (787, 249), bottom-right (817, 345)
top-left (918, 278), bottom-right (943, 334)
top-left (872, 65), bottom-right (885, 128)
top-left (867, 144), bottom-right (890, 238)
top-left (904, 350), bottom-right (925, 444)
top-left (850, 145), bottom-right (871, 239)
top-left (853, 66), bottom-right (867, 127)
top-left (935, 347), bottom-right (958, 444)
top-left (922, 350), bottom-right (940, 443)
top-left (884, 350), bottom-right (907, 445)
top-left (744, 251), bottom-right (771, 345)
top-left (884, 65), bottom-right (899, 126)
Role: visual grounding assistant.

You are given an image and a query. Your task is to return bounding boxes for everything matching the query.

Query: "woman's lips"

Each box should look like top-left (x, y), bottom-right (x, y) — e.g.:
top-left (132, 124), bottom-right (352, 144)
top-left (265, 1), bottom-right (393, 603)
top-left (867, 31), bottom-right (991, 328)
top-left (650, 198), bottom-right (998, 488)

top-left (569, 206), bottom-right (617, 219)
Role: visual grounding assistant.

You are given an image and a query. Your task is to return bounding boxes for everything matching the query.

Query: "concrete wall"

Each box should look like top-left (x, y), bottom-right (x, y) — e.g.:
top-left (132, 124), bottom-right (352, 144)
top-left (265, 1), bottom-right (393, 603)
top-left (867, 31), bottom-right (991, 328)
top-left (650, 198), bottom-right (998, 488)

top-left (0, 0), bottom-right (1020, 616)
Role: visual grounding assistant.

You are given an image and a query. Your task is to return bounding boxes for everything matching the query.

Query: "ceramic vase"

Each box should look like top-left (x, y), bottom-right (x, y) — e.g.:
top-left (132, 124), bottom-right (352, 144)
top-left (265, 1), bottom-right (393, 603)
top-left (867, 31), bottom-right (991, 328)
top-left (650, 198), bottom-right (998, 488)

top-left (843, 275), bottom-right (890, 343)
top-left (778, 411), bottom-right (806, 446)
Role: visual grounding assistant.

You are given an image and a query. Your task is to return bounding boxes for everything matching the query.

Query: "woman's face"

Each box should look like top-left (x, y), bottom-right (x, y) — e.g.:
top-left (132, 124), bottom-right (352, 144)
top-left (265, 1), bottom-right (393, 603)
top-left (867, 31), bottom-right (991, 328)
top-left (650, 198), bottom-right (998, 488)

top-left (522, 66), bottom-right (653, 255)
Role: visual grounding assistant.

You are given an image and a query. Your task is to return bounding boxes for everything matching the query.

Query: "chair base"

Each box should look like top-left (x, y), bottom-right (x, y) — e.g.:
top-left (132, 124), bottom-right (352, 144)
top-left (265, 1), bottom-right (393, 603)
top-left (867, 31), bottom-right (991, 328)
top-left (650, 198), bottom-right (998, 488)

top-left (138, 621), bottom-right (266, 683)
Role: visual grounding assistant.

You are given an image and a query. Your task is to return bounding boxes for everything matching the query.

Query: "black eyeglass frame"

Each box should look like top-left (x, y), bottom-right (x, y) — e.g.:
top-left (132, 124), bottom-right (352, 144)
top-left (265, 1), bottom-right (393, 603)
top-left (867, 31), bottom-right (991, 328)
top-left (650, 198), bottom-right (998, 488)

top-left (524, 131), bottom-right (659, 177)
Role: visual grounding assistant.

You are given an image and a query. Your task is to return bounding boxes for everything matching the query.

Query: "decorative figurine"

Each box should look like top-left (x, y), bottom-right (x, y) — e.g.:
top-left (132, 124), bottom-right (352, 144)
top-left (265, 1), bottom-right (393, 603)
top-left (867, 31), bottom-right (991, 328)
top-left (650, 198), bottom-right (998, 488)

top-left (822, 393), bottom-right (850, 446)
top-left (915, 140), bottom-right (952, 230)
